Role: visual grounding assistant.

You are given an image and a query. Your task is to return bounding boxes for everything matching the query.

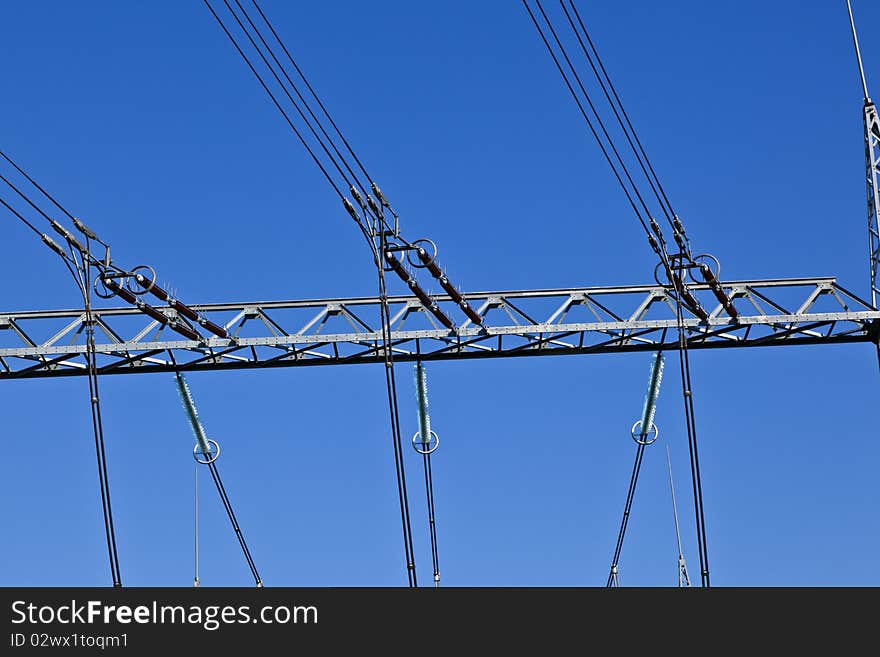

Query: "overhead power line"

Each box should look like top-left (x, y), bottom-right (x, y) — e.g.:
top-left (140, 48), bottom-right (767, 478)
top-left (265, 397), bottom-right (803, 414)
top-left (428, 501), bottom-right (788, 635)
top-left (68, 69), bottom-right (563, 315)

top-left (523, 0), bottom-right (714, 586)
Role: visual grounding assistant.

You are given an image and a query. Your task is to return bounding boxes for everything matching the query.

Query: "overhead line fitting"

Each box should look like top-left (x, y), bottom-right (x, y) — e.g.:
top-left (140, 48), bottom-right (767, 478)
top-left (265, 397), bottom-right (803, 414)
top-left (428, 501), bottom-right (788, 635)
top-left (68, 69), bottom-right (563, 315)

top-left (606, 351), bottom-right (666, 587)
top-left (175, 372), bottom-right (263, 587)
top-left (132, 273), bottom-right (229, 338)
top-left (99, 277), bottom-right (200, 342)
top-left (523, 1), bottom-right (740, 324)
top-left (414, 246), bottom-right (484, 327)
top-left (384, 250), bottom-right (455, 330)
top-left (632, 351), bottom-right (664, 445)
top-left (412, 362), bottom-right (441, 587)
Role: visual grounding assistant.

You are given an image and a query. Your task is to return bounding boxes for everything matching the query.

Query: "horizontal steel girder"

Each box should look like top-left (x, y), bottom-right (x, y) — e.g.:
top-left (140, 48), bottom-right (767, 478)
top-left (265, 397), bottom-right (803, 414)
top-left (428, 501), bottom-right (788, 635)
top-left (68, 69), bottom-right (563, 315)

top-left (0, 277), bottom-right (878, 379)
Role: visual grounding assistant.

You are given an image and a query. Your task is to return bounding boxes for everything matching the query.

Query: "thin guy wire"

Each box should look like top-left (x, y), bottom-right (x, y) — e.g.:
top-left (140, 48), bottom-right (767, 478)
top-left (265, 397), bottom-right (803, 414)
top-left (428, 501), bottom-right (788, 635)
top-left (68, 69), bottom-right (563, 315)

top-left (194, 464), bottom-right (200, 587)
top-left (666, 445), bottom-right (686, 561)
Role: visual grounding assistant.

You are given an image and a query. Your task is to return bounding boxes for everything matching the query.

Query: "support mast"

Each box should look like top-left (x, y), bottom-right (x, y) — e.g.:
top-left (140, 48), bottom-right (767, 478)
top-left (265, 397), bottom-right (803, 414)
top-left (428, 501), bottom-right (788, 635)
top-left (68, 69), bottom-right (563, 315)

top-left (847, 0), bottom-right (880, 308)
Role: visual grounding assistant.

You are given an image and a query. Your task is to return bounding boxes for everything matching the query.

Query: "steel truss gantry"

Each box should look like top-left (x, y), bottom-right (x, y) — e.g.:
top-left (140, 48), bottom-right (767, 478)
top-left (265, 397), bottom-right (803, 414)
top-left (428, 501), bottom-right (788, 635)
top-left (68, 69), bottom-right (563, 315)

top-left (848, 0), bottom-right (880, 307)
top-left (1, 276), bottom-right (877, 379)
top-left (864, 100), bottom-right (880, 306)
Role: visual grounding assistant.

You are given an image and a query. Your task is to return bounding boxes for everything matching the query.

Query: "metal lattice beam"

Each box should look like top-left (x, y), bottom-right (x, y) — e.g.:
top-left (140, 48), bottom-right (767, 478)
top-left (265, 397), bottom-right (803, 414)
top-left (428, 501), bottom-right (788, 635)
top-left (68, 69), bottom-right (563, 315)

top-left (0, 276), bottom-right (877, 379)
top-left (864, 100), bottom-right (880, 306)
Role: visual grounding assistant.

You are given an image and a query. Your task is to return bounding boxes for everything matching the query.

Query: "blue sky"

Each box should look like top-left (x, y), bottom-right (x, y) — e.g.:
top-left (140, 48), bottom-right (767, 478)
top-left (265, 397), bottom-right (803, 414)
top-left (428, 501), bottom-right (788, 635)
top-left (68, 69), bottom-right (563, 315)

top-left (1, 0), bottom-right (878, 586)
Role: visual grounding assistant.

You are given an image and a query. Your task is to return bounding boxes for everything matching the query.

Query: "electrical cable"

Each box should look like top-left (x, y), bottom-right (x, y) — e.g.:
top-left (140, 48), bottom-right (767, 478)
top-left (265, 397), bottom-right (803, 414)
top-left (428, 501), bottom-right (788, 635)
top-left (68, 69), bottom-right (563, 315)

top-left (248, 0), bottom-right (380, 189)
top-left (204, 2), bottom-right (424, 583)
top-left (533, 1), bottom-right (660, 228)
top-left (522, 0), bottom-right (656, 243)
top-left (206, 458), bottom-right (263, 586)
top-left (378, 229), bottom-right (418, 587)
top-left (231, 0), bottom-right (373, 200)
top-left (524, 0), bottom-right (712, 585)
top-left (219, 0), bottom-right (365, 197)
top-left (0, 159), bottom-right (125, 586)
top-left (671, 284), bottom-right (710, 586)
top-left (66, 239), bottom-right (123, 587)
top-left (559, 0), bottom-right (677, 226)
top-left (0, 149), bottom-right (272, 588)
top-left (202, 0), bottom-right (347, 200)
top-left (0, 194), bottom-right (43, 236)
top-left (0, 149), bottom-right (78, 221)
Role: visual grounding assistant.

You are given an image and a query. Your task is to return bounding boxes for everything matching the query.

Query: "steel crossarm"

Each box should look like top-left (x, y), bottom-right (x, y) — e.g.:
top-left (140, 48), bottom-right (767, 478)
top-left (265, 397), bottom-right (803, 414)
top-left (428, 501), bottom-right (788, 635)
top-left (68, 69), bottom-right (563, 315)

top-left (0, 277), bottom-right (878, 379)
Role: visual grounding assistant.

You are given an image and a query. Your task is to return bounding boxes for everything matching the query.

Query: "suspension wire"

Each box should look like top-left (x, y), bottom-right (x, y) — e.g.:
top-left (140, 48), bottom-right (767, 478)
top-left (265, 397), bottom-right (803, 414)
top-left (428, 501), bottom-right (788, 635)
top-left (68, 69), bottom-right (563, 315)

top-left (522, 1), bottom-right (656, 244)
top-left (559, 0), bottom-right (676, 226)
top-left (219, 0), bottom-right (366, 198)
top-left (248, 0), bottom-right (379, 188)
top-left (231, 0), bottom-right (373, 200)
top-left (378, 230), bottom-right (418, 587)
top-left (533, 1), bottom-right (660, 227)
top-left (202, 0), bottom-right (346, 199)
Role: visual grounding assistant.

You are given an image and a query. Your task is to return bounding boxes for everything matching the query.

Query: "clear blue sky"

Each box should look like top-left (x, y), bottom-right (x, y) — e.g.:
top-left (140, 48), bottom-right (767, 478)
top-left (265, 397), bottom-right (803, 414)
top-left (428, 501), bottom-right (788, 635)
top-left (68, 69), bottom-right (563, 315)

top-left (1, 1), bottom-right (878, 586)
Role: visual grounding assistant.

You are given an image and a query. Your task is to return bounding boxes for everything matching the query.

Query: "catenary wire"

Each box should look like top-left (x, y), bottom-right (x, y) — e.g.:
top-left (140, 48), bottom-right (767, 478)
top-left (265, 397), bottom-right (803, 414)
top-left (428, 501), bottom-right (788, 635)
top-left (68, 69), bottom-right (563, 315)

top-left (524, 0), bottom-right (712, 585)
top-left (559, 0), bottom-right (676, 225)
top-left (248, 0), bottom-right (380, 188)
top-left (0, 149), bottom-right (78, 221)
top-left (0, 194), bottom-right (43, 236)
top-left (202, 0), bottom-right (346, 199)
top-left (533, 1), bottom-right (661, 227)
top-left (522, 1), bottom-right (656, 245)
top-left (219, 0), bottom-right (365, 197)
top-left (205, 1), bottom-right (419, 584)
top-left (231, 0), bottom-right (373, 200)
